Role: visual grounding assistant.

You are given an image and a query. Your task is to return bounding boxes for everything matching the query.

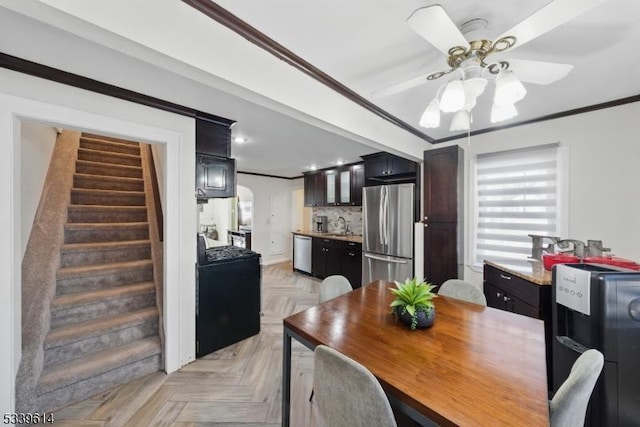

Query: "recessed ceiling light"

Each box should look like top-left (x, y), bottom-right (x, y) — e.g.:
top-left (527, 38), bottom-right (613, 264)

top-left (336, 160), bottom-right (344, 166)
top-left (309, 165), bottom-right (317, 171)
top-left (233, 136), bottom-right (247, 144)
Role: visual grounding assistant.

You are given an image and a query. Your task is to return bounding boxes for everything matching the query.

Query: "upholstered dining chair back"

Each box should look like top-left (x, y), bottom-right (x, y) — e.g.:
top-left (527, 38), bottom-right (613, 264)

top-left (438, 279), bottom-right (487, 306)
top-left (549, 349), bottom-right (604, 427)
top-left (319, 275), bottom-right (352, 303)
top-left (312, 345), bottom-right (397, 427)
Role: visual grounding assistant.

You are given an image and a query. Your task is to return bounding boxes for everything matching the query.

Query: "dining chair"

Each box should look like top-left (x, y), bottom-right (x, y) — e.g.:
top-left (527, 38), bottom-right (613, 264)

top-left (319, 275), bottom-right (353, 303)
top-left (309, 275), bottom-right (354, 401)
top-left (311, 345), bottom-right (397, 427)
top-left (438, 279), bottom-right (487, 306)
top-left (549, 349), bottom-right (604, 427)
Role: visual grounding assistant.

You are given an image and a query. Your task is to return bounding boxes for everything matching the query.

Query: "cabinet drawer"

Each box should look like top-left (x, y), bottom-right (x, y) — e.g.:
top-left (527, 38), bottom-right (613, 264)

top-left (484, 264), bottom-right (540, 308)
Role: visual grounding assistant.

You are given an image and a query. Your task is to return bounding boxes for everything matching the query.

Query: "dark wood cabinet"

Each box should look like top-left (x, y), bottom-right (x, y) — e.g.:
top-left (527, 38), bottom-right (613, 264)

top-left (484, 263), bottom-right (552, 388)
top-left (195, 115), bottom-right (234, 158)
top-left (196, 154), bottom-right (236, 199)
top-left (341, 241), bottom-right (362, 288)
top-left (423, 146), bottom-right (463, 286)
top-left (362, 152), bottom-right (417, 186)
top-left (304, 163), bottom-right (364, 207)
top-left (312, 238), bottom-right (341, 279)
top-left (350, 164), bottom-right (364, 206)
top-left (304, 172), bottom-right (325, 207)
top-left (312, 237), bottom-right (362, 287)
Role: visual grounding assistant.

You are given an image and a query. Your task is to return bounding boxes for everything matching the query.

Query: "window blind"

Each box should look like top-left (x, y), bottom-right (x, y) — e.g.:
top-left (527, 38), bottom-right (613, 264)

top-left (473, 144), bottom-right (560, 265)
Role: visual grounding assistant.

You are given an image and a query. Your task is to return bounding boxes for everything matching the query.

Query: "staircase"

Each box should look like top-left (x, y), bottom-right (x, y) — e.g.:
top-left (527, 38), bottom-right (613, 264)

top-left (34, 133), bottom-right (162, 412)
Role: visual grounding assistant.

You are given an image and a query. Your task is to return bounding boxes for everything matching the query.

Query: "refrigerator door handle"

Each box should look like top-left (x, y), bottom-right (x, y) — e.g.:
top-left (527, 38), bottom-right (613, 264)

top-left (378, 187), bottom-right (384, 245)
top-left (383, 186), bottom-right (389, 245)
top-left (364, 253), bottom-right (408, 264)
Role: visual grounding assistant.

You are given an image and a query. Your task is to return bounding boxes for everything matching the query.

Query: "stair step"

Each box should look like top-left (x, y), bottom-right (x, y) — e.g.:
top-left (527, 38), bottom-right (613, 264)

top-left (73, 173), bottom-right (144, 192)
top-left (79, 137), bottom-right (141, 156)
top-left (38, 336), bottom-right (161, 397)
top-left (71, 188), bottom-right (146, 206)
top-left (64, 222), bottom-right (149, 244)
top-left (44, 307), bottom-right (159, 367)
top-left (78, 147), bottom-right (141, 167)
top-left (67, 204), bottom-right (147, 224)
top-left (50, 281), bottom-right (156, 328)
top-left (76, 159), bottom-right (142, 179)
top-left (60, 240), bottom-right (151, 267)
top-left (82, 133), bottom-right (140, 146)
top-left (56, 259), bottom-right (153, 294)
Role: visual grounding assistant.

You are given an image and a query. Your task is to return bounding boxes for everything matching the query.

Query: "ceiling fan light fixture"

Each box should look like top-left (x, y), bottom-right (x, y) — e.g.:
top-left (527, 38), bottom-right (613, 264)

top-left (440, 79), bottom-right (466, 112)
top-left (419, 98), bottom-right (441, 128)
top-left (490, 102), bottom-right (518, 123)
top-left (449, 109), bottom-right (470, 131)
top-left (494, 70), bottom-right (526, 106)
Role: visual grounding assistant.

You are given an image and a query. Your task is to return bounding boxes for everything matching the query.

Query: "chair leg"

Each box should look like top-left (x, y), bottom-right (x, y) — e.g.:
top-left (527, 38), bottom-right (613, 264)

top-left (309, 388), bottom-right (314, 402)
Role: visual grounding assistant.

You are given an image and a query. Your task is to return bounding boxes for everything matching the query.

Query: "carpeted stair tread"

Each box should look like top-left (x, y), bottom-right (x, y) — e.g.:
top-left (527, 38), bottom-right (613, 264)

top-left (70, 188), bottom-right (146, 207)
top-left (61, 239), bottom-right (151, 253)
top-left (67, 205), bottom-right (148, 223)
top-left (64, 221), bottom-right (149, 231)
top-left (78, 147), bottom-right (141, 167)
top-left (82, 133), bottom-right (141, 146)
top-left (52, 281), bottom-right (155, 310)
top-left (73, 173), bottom-right (144, 191)
top-left (57, 259), bottom-right (153, 280)
top-left (75, 159), bottom-right (142, 179)
top-left (79, 137), bottom-right (141, 156)
top-left (71, 187), bottom-right (145, 197)
top-left (37, 336), bottom-right (161, 395)
top-left (45, 306), bottom-right (158, 349)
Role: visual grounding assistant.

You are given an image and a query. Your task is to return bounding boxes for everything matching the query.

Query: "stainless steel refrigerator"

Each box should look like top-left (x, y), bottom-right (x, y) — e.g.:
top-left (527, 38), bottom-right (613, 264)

top-left (362, 183), bottom-right (414, 284)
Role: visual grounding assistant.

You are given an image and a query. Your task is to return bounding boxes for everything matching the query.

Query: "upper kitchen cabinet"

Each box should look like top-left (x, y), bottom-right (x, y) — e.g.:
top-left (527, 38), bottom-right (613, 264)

top-left (362, 152), bottom-right (418, 186)
top-left (195, 114), bottom-right (235, 157)
top-left (304, 163), bottom-right (364, 207)
top-left (304, 171), bottom-right (325, 207)
top-left (195, 113), bottom-right (236, 199)
top-left (423, 146), bottom-right (461, 223)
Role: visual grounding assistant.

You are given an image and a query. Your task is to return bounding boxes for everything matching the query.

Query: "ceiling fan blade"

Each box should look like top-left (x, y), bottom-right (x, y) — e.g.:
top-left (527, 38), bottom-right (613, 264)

top-left (372, 74), bottom-right (433, 98)
top-left (407, 5), bottom-right (468, 55)
top-left (497, 0), bottom-right (609, 51)
top-left (506, 59), bottom-right (574, 85)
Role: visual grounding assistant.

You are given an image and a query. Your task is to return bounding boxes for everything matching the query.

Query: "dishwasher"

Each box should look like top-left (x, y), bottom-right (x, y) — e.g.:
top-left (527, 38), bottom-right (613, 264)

top-left (293, 234), bottom-right (312, 274)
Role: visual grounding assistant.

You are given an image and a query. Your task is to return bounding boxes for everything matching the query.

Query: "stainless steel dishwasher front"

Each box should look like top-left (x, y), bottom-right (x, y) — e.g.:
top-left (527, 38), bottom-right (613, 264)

top-left (293, 234), bottom-right (312, 274)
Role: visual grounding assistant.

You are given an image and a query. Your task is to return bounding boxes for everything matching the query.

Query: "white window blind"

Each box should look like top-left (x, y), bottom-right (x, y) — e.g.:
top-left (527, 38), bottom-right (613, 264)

top-left (473, 144), bottom-right (561, 266)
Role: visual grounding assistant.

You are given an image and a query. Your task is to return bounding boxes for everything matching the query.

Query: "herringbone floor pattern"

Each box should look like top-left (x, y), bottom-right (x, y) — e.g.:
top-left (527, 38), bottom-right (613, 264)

top-left (52, 261), bottom-right (320, 426)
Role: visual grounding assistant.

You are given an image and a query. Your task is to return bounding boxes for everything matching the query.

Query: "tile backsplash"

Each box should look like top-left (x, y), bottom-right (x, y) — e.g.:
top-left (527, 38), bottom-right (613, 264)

top-left (312, 206), bottom-right (363, 235)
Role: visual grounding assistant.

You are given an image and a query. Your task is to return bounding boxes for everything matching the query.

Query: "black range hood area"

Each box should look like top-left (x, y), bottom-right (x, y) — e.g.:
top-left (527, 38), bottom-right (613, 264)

top-left (195, 113), bottom-right (237, 201)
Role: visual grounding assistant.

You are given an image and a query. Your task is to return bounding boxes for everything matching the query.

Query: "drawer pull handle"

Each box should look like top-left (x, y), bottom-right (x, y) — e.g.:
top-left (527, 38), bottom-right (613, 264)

top-left (500, 274), bottom-right (512, 280)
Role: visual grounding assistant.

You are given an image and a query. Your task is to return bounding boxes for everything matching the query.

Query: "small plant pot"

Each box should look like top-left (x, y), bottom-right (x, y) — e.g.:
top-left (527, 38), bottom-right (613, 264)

top-left (395, 306), bottom-right (435, 330)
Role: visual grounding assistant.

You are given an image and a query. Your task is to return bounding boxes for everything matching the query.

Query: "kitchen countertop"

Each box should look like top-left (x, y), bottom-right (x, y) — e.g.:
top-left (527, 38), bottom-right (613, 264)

top-left (292, 230), bottom-right (362, 244)
top-left (485, 260), bottom-right (552, 286)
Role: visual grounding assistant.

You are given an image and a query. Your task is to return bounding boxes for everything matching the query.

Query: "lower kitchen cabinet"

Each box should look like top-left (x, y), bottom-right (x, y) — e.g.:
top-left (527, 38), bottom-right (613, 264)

top-left (483, 262), bottom-right (552, 388)
top-left (312, 237), bottom-right (362, 288)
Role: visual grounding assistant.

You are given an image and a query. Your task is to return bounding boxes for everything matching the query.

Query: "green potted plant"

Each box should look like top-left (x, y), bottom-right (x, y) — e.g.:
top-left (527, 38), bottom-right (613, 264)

top-left (390, 277), bottom-right (438, 330)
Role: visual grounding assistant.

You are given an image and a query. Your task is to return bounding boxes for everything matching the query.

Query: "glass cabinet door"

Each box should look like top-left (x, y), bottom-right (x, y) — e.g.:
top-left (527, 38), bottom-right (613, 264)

top-left (326, 171), bottom-right (336, 205)
top-left (340, 170), bottom-right (351, 204)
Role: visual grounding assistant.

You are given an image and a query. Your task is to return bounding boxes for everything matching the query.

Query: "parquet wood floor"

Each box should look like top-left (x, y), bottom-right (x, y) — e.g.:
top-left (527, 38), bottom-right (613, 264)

top-left (52, 262), bottom-right (319, 426)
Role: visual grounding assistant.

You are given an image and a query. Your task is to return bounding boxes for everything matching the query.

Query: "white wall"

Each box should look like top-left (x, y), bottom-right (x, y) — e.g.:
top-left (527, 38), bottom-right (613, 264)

top-left (237, 173), bottom-right (294, 265)
top-left (20, 121), bottom-right (57, 256)
top-left (453, 102), bottom-right (640, 287)
top-left (0, 69), bottom-right (197, 412)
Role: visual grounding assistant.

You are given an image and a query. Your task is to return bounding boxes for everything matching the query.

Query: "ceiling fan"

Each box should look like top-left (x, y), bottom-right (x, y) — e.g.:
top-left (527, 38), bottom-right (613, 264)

top-left (373, 0), bottom-right (609, 129)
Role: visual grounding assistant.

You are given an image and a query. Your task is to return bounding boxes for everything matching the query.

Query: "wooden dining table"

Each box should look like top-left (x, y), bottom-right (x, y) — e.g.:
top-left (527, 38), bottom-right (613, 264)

top-left (282, 280), bottom-right (549, 426)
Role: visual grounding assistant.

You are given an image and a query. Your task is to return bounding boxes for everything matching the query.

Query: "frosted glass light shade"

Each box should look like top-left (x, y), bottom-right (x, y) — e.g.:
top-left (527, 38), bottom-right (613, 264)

top-left (462, 77), bottom-right (488, 110)
top-left (440, 79), bottom-right (465, 112)
top-left (494, 70), bottom-right (526, 106)
top-left (491, 102), bottom-right (518, 123)
top-left (419, 98), bottom-right (441, 128)
top-left (449, 110), bottom-right (470, 131)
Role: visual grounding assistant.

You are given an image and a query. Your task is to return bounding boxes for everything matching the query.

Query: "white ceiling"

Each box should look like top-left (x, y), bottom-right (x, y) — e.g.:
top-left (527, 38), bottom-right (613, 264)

top-left (4, 0), bottom-right (640, 177)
